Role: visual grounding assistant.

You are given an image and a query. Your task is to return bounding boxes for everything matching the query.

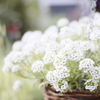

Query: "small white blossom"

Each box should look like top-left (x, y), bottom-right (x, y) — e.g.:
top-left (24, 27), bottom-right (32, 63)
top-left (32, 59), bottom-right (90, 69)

top-left (90, 42), bottom-right (99, 52)
top-left (4, 51), bottom-right (14, 63)
top-left (90, 29), bottom-right (100, 40)
top-left (45, 42), bottom-right (60, 52)
top-left (64, 41), bottom-right (81, 52)
top-left (79, 58), bottom-right (95, 73)
top-left (53, 66), bottom-right (70, 80)
top-left (53, 54), bottom-right (67, 67)
top-left (68, 51), bottom-right (84, 61)
top-left (53, 80), bottom-right (68, 92)
top-left (79, 17), bottom-right (90, 24)
top-left (84, 79), bottom-right (99, 91)
top-left (43, 51), bottom-right (56, 64)
top-left (13, 80), bottom-right (22, 91)
top-left (44, 25), bottom-right (58, 35)
top-left (12, 41), bottom-right (23, 51)
top-left (31, 61), bottom-right (44, 72)
top-left (57, 18), bottom-right (69, 27)
top-left (11, 65), bottom-right (21, 72)
top-left (59, 26), bottom-right (75, 39)
top-left (89, 67), bottom-right (100, 80)
top-left (80, 41), bottom-right (91, 51)
top-left (11, 51), bottom-right (27, 63)
top-left (21, 31), bottom-right (42, 43)
top-left (2, 63), bottom-right (21, 73)
top-left (22, 43), bottom-right (35, 53)
top-left (46, 71), bottom-right (58, 83)
top-left (60, 38), bottom-right (72, 48)
top-left (2, 63), bottom-right (12, 72)
top-left (21, 31), bottom-right (33, 43)
top-left (46, 66), bottom-right (70, 84)
top-left (42, 33), bottom-right (58, 44)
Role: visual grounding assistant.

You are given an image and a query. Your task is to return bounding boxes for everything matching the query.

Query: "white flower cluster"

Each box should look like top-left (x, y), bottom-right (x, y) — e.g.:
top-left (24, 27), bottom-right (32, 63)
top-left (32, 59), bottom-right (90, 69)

top-left (12, 80), bottom-right (22, 91)
top-left (79, 58), bottom-right (100, 91)
top-left (31, 61), bottom-right (44, 72)
top-left (45, 42), bottom-right (60, 52)
top-left (53, 54), bottom-right (67, 67)
top-left (43, 51), bottom-right (56, 64)
top-left (90, 28), bottom-right (100, 40)
top-left (84, 79), bottom-right (99, 92)
top-left (89, 67), bottom-right (100, 80)
top-left (79, 58), bottom-right (94, 73)
top-left (41, 25), bottom-right (58, 44)
top-left (3, 12), bottom-right (100, 92)
top-left (56, 40), bottom-right (90, 63)
top-left (57, 18), bottom-right (69, 27)
top-left (59, 26), bottom-right (75, 39)
top-left (46, 66), bottom-right (70, 92)
top-left (2, 63), bottom-right (21, 73)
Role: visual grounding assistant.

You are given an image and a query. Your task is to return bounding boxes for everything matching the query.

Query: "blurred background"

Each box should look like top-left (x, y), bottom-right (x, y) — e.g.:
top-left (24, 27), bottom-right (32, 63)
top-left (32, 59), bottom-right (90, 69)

top-left (0, 0), bottom-right (100, 100)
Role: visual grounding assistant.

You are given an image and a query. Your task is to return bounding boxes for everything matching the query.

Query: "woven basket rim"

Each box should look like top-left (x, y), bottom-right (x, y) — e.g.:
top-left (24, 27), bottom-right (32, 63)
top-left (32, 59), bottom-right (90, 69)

top-left (43, 85), bottom-right (100, 98)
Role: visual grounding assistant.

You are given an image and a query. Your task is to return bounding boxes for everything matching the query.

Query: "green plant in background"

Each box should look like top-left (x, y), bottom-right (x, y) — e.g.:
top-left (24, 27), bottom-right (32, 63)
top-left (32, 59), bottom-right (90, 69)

top-left (2, 12), bottom-right (100, 95)
top-left (0, 0), bottom-right (40, 35)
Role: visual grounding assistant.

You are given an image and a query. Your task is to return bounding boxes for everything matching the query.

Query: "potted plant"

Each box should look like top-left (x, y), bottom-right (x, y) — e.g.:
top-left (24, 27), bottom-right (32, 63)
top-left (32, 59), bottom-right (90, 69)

top-left (2, 12), bottom-right (100, 100)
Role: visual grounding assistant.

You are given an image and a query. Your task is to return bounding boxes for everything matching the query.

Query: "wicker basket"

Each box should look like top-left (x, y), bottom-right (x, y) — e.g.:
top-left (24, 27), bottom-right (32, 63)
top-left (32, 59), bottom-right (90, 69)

top-left (43, 86), bottom-right (100, 100)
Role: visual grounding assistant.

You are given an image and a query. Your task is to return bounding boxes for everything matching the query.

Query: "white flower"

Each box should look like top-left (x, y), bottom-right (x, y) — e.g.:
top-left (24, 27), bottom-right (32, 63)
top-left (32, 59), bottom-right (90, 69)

top-left (53, 54), bottom-right (67, 67)
top-left (80, 41), bottom-right (91, 51)
top-left (21, 31), bottom-right (42, 43)
top-left (42, 34), bottom-right (58, 44)
top-left (68, 51), bottom-right (84, 61)
top-left (94, 13), bottom-right (100, 27)
top-left (2, 63), bottom-right (12, 72)
top-left (79, 16), bottom-right (90, 24)
top-left (11, 65), bottom-right (21, 72)
top-left (22, 43), bottom-right (35, 53)
top-left (89, 67), bottom-right (100, 80)
top-left (21, 31), bottom-right (33, 43)
top-left (60, 38), bottom-right (72, 48)
top-left (26, 30), bottom-right (42, 43)
top-left (79, 58), bottom-right (95, 73)
top-left (22, 40), bottom-right (45, 54)
top-left (12, 80), bottom-right (22, 91)
top-left (90, 29), bottom-right (100, 40)
top-left (46, 67), bottom-right (70, 84)
top-left (46, 71), bottom-right (58, 83)
top-left (12, 41), bottom-right (23, 51)
top-left (59, 26), bottom-right (75, 39)
top-left (94, 12), bottom-right (100, 20)
top-left (4, 51), bottom-right (27, 64)
top-left (53, 66), bottom-right (70, 79)
top-left (84, 79), bottom-right (99, 91)
top-left (4, 51), bottom-right (14, 63)
top-left (64, 41), bottom-right (81, 52)
top-left (45, 42), bottom-right (60, 52)
top-left (43, 51), bottom-right (56, 64)
top-left (12, 51), bottom-right (27, 63)
top-left (44, 25), bottom-right (58, 35)
top-left (69, 22), bottom-right (83, 36)
top-left (60, 80), bottom-right (68, 92)
top-left (90, 42), bottom-right (99, 52)
top-left (53, 80), bottom-right (68, 92)
top-left (42, 25), bottom-right (58, 44)
top-left (53, 66), bottom-right (70, 81)
top-left (57, 18), bottom-right (69, 27)
top-left (2, 63), bottom-right (21, 73)
top-left (31, 61), bottom-right (44, 72)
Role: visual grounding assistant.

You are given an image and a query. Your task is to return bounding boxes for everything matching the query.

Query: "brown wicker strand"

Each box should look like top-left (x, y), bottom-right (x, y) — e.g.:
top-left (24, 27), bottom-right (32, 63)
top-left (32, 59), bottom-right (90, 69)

top-left (42, 86), bottom-right (100, 100)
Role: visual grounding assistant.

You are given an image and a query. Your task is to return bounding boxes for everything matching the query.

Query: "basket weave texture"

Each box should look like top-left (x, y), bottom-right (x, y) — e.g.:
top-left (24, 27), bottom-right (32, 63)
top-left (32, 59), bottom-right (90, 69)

top-left (43, 86), bottom-right (100, 100)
